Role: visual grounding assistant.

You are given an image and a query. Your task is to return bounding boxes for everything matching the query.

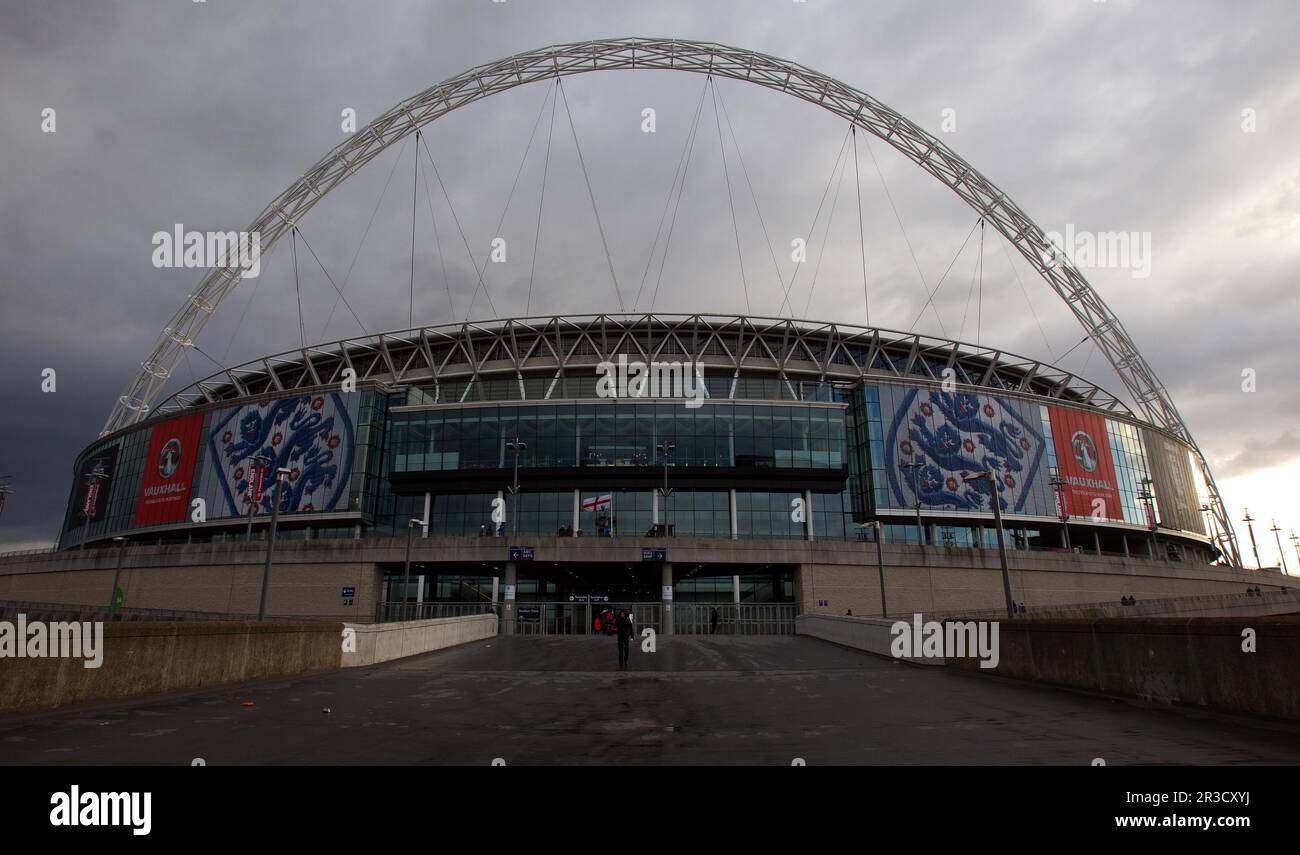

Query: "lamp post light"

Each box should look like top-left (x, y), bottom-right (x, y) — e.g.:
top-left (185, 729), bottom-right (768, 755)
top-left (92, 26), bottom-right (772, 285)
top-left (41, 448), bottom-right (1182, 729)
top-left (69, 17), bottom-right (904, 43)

top-left (256, 466), bottom-right (292, 621)
top-left (505, 437), bottom-right (526, 537)
top-left (1291, 531), bottom-right (1300, 573)
top-left (1242, 509), bottom-right (1261, 570)
top-left (245, 454), bottom-right (272, 540)
top-left (0, 475), bottom-right (13, 525)
top-left (401, 517), bottom-right (423, 621)
top-left (1270, 520), bottom-right (1288, 575)
top-left (656, 441), bottom-right (676, 537)
top-left (1048, 466), bottom-right (1070, 550)
top-left (79, 462), bottom-right (110, 551)
top-left (1137, 477), bottom-right (1159, 560)
top-left (964, 470), bottom-right (1015, 619)
top-left (871, 520), bottom-right (887, 619)
top-left (108, 536), bottom-right (128, 620)
top-left (900, 458), bottom-right (926, 548)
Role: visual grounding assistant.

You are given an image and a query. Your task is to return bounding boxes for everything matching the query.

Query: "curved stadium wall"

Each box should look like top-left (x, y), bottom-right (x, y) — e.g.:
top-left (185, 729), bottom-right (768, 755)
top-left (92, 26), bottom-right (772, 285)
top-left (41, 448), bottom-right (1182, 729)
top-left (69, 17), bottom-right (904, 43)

top-left (60, 315), bottom-right (1214, 563)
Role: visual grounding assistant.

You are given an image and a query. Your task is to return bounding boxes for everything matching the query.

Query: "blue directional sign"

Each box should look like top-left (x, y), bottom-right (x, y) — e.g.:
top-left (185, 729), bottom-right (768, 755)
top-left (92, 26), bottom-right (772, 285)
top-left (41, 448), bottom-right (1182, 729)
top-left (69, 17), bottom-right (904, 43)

top-left (509, 546), bottom-right (535, 561)
top-left (641, 548), bottom-right (667, 562)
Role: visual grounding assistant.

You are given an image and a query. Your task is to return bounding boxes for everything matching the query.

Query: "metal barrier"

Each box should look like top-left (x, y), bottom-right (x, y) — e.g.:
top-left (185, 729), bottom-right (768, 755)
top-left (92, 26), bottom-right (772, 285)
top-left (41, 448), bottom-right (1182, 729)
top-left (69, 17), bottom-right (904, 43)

top-left (375, 601), bottom-right (497, 623)
top-left (673, 603), bottom-right (796, 635)
top-left (0, 600), bottom-right (342, 623)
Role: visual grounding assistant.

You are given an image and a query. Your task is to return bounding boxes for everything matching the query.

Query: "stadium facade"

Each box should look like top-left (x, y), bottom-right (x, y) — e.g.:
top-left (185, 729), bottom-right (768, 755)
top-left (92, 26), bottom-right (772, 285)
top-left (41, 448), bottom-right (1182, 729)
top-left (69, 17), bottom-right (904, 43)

top-left (35, 313), bottom-right (1244, 623)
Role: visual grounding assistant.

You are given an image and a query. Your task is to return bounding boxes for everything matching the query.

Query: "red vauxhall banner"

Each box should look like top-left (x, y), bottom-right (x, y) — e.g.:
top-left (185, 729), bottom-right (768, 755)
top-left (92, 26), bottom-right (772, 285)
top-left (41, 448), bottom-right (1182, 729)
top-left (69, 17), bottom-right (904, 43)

top-left (1047, 406), bottom-right (1121, 521)
top-left (133, 413), bottom-right (205, 527)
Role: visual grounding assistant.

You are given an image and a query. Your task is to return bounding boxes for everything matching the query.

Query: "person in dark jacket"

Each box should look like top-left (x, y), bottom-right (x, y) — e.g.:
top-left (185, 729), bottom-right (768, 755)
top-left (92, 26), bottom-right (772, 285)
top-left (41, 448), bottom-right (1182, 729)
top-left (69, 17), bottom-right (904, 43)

top-left (616, 609), bottom-right (634, 666)
top-left (710, 607), bottom-right (719, 635)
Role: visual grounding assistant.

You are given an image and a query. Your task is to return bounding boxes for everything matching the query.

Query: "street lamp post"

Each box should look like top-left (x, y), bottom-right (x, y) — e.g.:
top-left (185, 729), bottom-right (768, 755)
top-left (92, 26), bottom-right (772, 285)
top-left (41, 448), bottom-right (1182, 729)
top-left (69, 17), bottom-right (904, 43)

top-left (1138, 477), bottom-right (1159, 560)
top-left (1291, 531), bottom-right (1300, 573)
top-left (900, 458), bottom-right (925, 548)
top-left (401, 517), bottom-right (423, 621)
top-left (965, 470), bottom-right (1015, 619)
top-left (256, 467), bottom-right (292, 621)
top-left (1270, 520), bottom-right (1288, 575)
top-left (245, 454), bottom-right (271, 539)
top-left (506, 437), bottom-right (526, 537)
top-left (1048, 466), bottom-right (1070, 550)
top-left (0, 475), bottom-right (13, 526)
top-left (108, 536), bottom-right (127, 620)
top-left (656, 441), bottom-right (676, 537)
top-left (1242, 509), bottom-right (1261, 570)
top-left (872, 520), bottom-right (887, 619)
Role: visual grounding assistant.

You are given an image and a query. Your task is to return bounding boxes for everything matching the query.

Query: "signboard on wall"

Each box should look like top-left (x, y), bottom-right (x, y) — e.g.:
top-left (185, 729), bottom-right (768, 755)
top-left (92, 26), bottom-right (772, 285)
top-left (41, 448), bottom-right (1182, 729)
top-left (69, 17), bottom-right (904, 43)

top-left (879, 387), bottom-right (1051, 515)
top-left (133, 413), bottom-right (204, 527)
top-left (68, 443), bottom-right (120, 530)
top-left (1047, 406), bottom-right (1121, 520)
top-left (195, 392), bottom-right (357, 520)
top-left (1142, 428), bottom-right (1205, 535)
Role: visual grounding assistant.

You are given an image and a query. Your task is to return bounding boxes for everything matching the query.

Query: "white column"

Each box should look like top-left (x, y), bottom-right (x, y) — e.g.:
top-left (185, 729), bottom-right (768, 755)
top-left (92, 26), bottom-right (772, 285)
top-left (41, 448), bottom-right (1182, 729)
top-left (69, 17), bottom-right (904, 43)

top-left (652, 488), bottom-right (659, 526)
top-left (572, 489), bottom-right (580, 537)
top-left (729, 488), bottom-right (738, 540)
top-left (421, 492), bottom-right (431, 537)
top-left (804, 489), bottom-right (814, 542)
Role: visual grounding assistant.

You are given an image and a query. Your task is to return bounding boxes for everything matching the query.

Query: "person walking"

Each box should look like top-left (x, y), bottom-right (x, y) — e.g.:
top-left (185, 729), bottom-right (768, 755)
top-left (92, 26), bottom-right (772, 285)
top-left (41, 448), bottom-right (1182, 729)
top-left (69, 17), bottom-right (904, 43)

top-left (710, 606), bottom-right (719, 635)
top-left (616, 609), bottom-right (633, 667)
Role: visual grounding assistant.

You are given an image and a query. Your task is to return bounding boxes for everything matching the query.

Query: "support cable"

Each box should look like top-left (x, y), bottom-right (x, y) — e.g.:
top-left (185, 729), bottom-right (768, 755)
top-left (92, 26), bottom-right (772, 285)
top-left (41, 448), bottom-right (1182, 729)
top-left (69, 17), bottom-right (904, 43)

top-left (852, 126), bottom-right (869, 327)
top-left (319, 137), bottom-right (409, 341)
top-left (908, 218), bottom-right (981, 331)
top-left (557, 78), bottom-right (626, 312)
top-left (710, 77), bottom-right (752, 315)
top-left (713, 81), bottom-right (787, 314)
top-left (649, 77), bottom-right (711, 312)
top-left (291, 227), bottom-right (305, 348)
top-left (801, 137), bottom-right (852, 318)
top-left (526, 83), bottom-right (559, 315)
top-left (409, 130), bottom-right (420, 328)
top-left (416, 135), bottom-right (455, 320)
top-left (864, 136), bottom-right (947, 336)
top-left (417, 134), bottom-right (499, 320)
top-left (999, 238), bottom-right (1057, 361)
top-left (785, 125), bottom-right (851, 317)
top-left (632, 76), bottom-right (711, 312)
top-left (294, 226), bottom-right (369, 335)
top-left (451, 84), bottom-right (556, 321)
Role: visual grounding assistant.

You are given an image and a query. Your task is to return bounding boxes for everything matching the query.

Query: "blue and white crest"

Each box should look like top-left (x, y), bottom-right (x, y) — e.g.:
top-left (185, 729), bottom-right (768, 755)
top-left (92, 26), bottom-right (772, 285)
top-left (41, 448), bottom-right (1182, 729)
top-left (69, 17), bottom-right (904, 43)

top-left (207, 392), bottom-right (356, 517)
top-left (883, 389), bottom-right (1046, 514)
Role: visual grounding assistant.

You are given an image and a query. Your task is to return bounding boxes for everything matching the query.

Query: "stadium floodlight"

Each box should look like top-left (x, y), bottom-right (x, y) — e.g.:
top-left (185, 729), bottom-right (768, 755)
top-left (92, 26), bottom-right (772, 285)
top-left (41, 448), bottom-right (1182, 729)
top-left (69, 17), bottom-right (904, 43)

top-left (963, 471), bottom-right (1014, 619)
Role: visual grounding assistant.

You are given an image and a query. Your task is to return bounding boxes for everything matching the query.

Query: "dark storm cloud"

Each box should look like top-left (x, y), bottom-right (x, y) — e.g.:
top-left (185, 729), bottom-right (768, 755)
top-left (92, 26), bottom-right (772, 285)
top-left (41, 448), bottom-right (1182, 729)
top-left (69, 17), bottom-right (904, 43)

top-left (2, 0), bottom-right (1299, 546)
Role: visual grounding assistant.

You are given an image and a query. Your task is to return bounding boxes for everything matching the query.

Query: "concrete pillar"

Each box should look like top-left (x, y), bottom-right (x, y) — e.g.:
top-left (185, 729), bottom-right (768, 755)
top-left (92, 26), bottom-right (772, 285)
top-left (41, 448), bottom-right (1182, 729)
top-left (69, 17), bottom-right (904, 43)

top-left (1093, 530), bottom-right (1101, 555)
top-left (729, 488), bottom-right (739, 540)
top-left (732, 574), bottom-right (740, 605)
top-left (652, 488), bottom-right (659, 526)
top-left (422, 492), bottom-right (431, 536)
top-left (496, 489), bottom-right (505, 536)
top-left (503, 561), bottom-right (517, 635)
top-left (572, 489), bottom-right (580, 536)
top-left (804, 489), bottom-right (814, 541)
top-left (1121, 536), bottom-right (1130, 558)
top-left (661, 562), bottom-right (674, 635)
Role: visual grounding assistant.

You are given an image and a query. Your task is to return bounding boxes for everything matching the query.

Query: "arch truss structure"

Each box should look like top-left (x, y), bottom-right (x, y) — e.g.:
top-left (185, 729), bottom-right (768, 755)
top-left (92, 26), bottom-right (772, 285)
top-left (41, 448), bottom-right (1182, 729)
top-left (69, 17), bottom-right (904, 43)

top-left (102, 37), bottom-right (1240, 565)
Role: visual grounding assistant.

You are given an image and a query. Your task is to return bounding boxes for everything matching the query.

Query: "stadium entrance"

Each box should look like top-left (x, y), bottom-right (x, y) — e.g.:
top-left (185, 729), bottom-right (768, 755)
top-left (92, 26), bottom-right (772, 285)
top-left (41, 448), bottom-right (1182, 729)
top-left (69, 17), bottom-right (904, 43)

top-left (378, 563), bottom-right (796, 635)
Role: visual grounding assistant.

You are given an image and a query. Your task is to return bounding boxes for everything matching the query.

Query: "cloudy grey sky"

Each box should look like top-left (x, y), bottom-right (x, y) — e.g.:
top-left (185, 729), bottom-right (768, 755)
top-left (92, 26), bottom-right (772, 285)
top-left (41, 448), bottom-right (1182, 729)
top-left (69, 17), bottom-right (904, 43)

top-left (2, 0), bottom-right (1298, 563)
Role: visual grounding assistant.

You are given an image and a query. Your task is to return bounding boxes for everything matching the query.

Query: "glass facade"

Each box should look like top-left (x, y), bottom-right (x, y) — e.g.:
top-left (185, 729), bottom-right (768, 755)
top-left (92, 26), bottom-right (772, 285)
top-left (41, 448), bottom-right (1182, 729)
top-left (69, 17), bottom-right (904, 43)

top-left (387, 401), bottom-right (846, 473)
top-left (59, 373), bottom-right (1205, 551)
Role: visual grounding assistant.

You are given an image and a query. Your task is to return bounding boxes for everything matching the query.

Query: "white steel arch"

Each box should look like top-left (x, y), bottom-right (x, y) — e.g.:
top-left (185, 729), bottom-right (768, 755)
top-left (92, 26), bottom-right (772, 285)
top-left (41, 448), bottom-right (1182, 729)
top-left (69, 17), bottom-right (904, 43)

top-left (102, 37), bottom-right (1239, 565)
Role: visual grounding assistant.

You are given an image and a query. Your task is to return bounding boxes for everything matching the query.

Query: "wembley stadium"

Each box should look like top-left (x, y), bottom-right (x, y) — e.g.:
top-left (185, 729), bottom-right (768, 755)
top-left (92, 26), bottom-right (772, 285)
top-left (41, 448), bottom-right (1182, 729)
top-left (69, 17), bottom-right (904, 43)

top-left (3, 38), bottom-right (1292, 630)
